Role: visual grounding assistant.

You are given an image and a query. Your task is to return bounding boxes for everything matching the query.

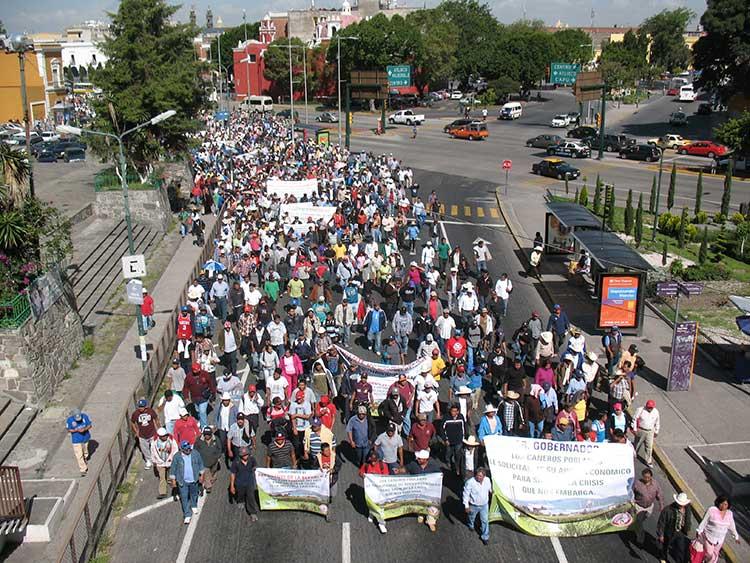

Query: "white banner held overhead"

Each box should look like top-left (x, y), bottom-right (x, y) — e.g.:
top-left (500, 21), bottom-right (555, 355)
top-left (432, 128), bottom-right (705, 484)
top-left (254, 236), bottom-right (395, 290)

top-left (266, 178), bottom-right (318, 199)
top-left (280, 203), bottom-right (336, 223)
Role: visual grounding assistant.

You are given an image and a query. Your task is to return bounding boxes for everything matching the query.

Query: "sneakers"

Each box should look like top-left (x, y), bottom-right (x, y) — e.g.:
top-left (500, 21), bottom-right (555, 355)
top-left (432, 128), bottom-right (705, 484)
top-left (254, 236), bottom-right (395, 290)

top-left (144, 462), bottom-right (153, 470)
top-left (191, 507), bottom-right (198, 514)
top-left (482, 539), bottom-right (489, 546)
top-left (367, 516), bottom-right (373, 523)
top-left (183, 517), bottom-right (191, 524)
top-left (250, 514), bottom-right (259, 523)
top-left (378, 522), bottom-right (387, 534)
top-left (417, 516), bottom-right (424, 524)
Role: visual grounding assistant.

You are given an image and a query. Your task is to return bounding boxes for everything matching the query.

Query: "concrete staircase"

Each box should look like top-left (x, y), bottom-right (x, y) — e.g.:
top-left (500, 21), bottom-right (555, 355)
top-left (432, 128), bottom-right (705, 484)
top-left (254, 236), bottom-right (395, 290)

top-left (0, 398), bottom-right (37, 465)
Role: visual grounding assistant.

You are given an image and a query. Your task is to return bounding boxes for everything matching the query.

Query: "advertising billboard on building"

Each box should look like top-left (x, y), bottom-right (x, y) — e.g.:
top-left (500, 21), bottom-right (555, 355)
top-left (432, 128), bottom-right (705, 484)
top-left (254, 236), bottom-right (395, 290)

top-left (597, 273), bottom-right (644, 330)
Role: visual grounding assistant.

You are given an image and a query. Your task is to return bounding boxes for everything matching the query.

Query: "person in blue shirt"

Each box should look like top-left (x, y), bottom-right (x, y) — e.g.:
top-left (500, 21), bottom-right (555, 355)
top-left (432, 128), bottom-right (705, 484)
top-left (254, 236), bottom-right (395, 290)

top-left (169, 441), bottom-right (205, 524)
top-left (546, 304), bottom-right (570, 351)
top-left (406, 221), bottom-right (420, 255)
top-left (66, 408), bottom-right (92, 476)
top-left (364, 302), bottom-right (387, 355)
top-left (477, 404), bottom-right (502, 445)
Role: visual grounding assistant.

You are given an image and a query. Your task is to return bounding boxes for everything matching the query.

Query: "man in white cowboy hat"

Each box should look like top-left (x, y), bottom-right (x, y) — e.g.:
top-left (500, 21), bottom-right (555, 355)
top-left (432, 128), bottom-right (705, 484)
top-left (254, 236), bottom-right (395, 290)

top-left (210, 273), bottom-right (230, 321)
top-left (458, 282), bottom-right (479, 328)
top-left (656, 492), bottom-right (692, 563)
top-left (446, 266), bottom-right (460, 311)
top-left (398, 449), bottom-right (441, 532)
top-left (500, 390), bottom-right (525, 437)
top-left (461, 434), bottom-right (481, 479)
top-left (529, 245), bottom-right (543, 277)
top-left (582, 351), bottom-right (600, 392)
top-left (477, 403), bottom-right (501, 444)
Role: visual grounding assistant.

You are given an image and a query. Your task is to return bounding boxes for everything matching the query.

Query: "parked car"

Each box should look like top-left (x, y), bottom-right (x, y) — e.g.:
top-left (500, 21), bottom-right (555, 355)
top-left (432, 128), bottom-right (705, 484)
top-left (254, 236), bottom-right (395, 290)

top-left (714, 153), bottom-right (748, 172)
top-left (667, 87), bottom-right (679, 96)
top-left (40, 131), bottom-right (60, 143)
top-left (566, 111), bottom-right (581, 123)
top-left (546, 141), bottom-right (591, 158)
top-left (49, 141), bottom-right (86, 159)
top-left (447, 121), bottom-right (488, 140)
top-left (531, 158), bottom-right (581, 180)
top-left (276, 109), bottom-right (299, 121)
top-left (315, 112), bottom-right (339, 123)
top-left (450, 90), bottom-right (463, 100)
top-left (678, 141), bottom-right (729, 158)
top-left (63, 147), bottom-right (86, 162)
top-left (696, 102), bottom-right (712, 115)
top-left (567, 126), bottom-right (598, 139)
top-left (444, 119), bottom-right (473, 133)
top-left (427, 92), bottom-right (443, 101)
top-left (619, 144), bottom-right (662, 162)
top-left (31, 140), bottom-right (57, 157)
top-left (387, 109), bottom-right (425, 125)
top-left (669, 111), bottom-right (688, 126)
top-left (550, 114), bottom-right (570, 128)
top-left (36, 149), bottom-right (58, 163)
top-left (525, 134), bottom-right (564, 149)
top-left (581, 133), bottom-right (636, 152)
top-left (648, 134), bottom-right (691, 150)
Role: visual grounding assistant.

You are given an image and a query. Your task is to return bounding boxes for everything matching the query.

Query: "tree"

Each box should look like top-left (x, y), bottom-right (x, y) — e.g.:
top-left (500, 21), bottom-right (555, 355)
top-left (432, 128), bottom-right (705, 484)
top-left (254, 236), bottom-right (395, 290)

top-left (635, 193), bottom-right (644, 247)
top-left (698, 226), bottom-right (709, 264)
top-left (662, 238), bottom-right (669, 266)
top-left (640, 8), bottom-right (694, 73)
top-left (578, 184), bottom-right (588, 207)
top-left (649, 176), bottom-right (657, 214)
top-left (493, 22), bottom-right (554, 91)
top-left (210, 23), bottom-right (260, 71)
top-left (714, 112), bottom-right (750, 156)
top-left (574, 186), bottom-right (579, 204)
top-left (406, 9), bottom-right (458, 89)
top-left (721, 160), bottom-right (733, 217)
top-left (624, 189), bottom-right (634, 235)
top-left (607, 186), bottom-right (616, 229)
top-left (551, 29), bottom-right (592, 64)
top-left (90, 0), bottom-right (206, 181)
top-left (264, 37), bottom-right (305, 97)
top-left (487, 76), bottom-right (520, 103)
top-left (678, 207), bottom-right (689, 247)
top-left (0, 144), bottom-right (30, 208)
top-left (695, 170), bottom-right (703, 215)
top-left (694, 0), bottom-right (750, 103)
top-left (667, 164), bottom-right (677, 211)
top-left (593, 174), bottom-right (603, 215)
top-left (0, 20), bottom-right (6, 36)
top-left (600, 30), bottom-right (650, 86)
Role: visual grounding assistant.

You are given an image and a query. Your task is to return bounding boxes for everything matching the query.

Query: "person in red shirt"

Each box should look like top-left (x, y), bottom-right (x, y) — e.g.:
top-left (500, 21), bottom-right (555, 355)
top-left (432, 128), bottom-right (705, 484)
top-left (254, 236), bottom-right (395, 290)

top-left (184, 364), bottom-right (216, 429)
top-left (173, 407), bottom-right (201, 446)
top-left (409, 413), bottom-right (436, 452)
top-left (316, 395), bottom-right (337, 430)
top-left (446, 330), bottom-right (468, 370)
top-left (359, 448), bottom-right (390, 533)
top-left (141, 288), bottom-right (155, 333)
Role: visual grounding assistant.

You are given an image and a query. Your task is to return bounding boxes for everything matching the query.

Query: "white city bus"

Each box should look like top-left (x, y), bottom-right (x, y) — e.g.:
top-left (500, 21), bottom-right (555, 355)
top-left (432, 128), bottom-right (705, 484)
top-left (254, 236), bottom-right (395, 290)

top-left (679, 84), bottom-right (696, 102)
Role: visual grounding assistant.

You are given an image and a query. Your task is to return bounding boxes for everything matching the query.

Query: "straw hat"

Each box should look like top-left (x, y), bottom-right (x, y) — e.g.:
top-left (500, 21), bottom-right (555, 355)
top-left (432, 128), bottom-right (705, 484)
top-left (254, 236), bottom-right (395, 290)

top-left (463, 435), bottom-right (480, 446)
top-left (505, 390), bottom-right (520, 400)
top-left (674, 493), bottom-right (691, 506)
top-left (456, 385), bottom-right (472, 395)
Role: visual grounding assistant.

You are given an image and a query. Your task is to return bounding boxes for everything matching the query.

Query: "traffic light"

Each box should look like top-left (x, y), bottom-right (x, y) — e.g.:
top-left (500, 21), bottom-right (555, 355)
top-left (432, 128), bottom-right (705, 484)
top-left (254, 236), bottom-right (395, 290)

top-left (348, 113), bottom-right (353, 126)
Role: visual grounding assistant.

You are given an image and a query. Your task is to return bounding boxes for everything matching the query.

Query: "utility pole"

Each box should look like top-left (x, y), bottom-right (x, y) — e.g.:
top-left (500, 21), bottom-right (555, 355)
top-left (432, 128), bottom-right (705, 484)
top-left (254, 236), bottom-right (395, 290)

top-left (597, 85), bottom-right (606, 160)
top-left (243, 10), bottom-right (250, 102)
top-left (302, 45), bottom-right (308, 123)
top-left (337, 36), bottom-right (343, 146)
top-left (217, 32), bottom-right (222, 111)
top-left (652, 148), bottom-right (666, 241)
top-left (345, 83), bottom-right (351, 149)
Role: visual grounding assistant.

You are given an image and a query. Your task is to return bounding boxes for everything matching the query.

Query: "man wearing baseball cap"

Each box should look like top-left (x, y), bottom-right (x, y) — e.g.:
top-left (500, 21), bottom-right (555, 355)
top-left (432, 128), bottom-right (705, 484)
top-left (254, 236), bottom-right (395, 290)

top-left (229, 446), bottom-right (259, 522)
top-left (193, 426), bottom-right (221, 493)
top-left (169, 440), bottom-right (205, 524)
top-left (632, 399), bottom-right (660, 468)
top-left (150, 427), bottom-right (178, 498)
top-left (266, 431), bottom-right (296, 469)
top-left (66, 408), bottom-right (92, 476)
top-left (289, 390), bottom-right (312, 459)
top-left (130, 398), bottom-right (160, 470)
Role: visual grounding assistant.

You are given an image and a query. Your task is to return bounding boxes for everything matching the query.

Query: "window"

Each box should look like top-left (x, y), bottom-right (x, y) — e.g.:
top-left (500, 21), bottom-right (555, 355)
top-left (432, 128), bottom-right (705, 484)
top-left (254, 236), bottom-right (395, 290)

top-left (249, 54), bottom-right (257, 63)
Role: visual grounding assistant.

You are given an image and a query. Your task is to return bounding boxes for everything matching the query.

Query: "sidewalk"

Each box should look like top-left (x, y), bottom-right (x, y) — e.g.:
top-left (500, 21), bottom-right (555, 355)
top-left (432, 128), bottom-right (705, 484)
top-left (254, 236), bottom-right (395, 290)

top-left (498, 186), bottom-right (749, 562)
top-left (5, 214), bottom-right (218, 563)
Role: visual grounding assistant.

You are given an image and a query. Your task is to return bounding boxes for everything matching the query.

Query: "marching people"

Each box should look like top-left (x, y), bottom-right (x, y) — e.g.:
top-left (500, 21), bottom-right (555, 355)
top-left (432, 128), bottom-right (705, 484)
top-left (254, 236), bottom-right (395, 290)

top-left (463, 467), bottom-right (492, 545)
top-left (151, 427), bottom-right (178, 499)
top-left (656, 492), bottom-right (692, 563)
top-left (169, 440), bottom-right (205, 524)
top-left (695, 495), bottom-right (741, 563)
top-left (66, 408), bottom-right (92, 476)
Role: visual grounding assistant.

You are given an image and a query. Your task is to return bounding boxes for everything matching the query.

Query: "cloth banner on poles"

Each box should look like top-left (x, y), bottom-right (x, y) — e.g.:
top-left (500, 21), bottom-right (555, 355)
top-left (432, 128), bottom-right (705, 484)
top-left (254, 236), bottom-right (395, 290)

top-left (336, 346), bottom-right (425, 404)
top-left (484, 436), bottom-right (635, 536)
top-left (364, 473), bottom-right (443, 521)
top-left (255, 468), bottom-right (330, 517)
top-left (280, 203), bottom-right (336, 223)
top-left (266, 178), bottom-right (318, 199)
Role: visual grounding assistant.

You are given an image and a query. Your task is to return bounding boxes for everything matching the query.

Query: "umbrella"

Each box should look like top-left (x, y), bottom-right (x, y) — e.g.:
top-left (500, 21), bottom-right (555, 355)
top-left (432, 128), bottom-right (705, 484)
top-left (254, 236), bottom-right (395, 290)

top-left (202, 260), bottom-right (226, 274)
top-left (735, 315), bottom-right (750, 336)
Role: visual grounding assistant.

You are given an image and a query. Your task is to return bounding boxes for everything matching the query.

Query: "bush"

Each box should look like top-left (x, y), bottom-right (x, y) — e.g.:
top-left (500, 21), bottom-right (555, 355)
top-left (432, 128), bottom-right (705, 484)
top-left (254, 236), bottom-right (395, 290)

top-left (669, 259), bottom-right (684, 277)
top-left (731, 212), bottom-right (746, 225)
top-left (713, 213), bottom-right (727, 224)
top-left (658, 212), bottom-right (675, 233)
top-left (658, 211), bottom-right (697, 241)
top-left (81, 339), bottom-right (95, 358)
top-left (681, 262), bottom-right (731, 281)
top-left (693, 211), bottom-right (708, 225)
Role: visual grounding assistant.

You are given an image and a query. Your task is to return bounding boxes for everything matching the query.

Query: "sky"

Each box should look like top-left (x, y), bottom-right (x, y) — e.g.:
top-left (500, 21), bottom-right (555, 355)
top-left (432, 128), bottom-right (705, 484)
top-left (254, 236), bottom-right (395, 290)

top-left (1, 0), bottom-right (705, 36)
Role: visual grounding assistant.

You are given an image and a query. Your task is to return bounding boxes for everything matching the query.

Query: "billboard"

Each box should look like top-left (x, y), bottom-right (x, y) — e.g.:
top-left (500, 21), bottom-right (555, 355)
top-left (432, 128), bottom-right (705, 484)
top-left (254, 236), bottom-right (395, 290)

top-left (485, 436), bottom-right (635, 536)
top-left (550, 63), bottom-right (581, 85)
top-left (666, 321), bottom-right (698, 391)
top-left (597, 273), bottom-right (644, 330)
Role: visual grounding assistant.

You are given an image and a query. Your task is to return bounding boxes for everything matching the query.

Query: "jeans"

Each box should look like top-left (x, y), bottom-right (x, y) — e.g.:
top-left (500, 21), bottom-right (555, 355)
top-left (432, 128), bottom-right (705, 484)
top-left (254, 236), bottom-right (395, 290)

top-left (341, 325), bottom-right (351, 347)
top-left (223, 350), bottom-right (238, 376)
top-left (404, 301), bottom-right (414, 316)
top-left (214, 296), bottom-right (228, 321)
top-left (178, 481), bottom-right (200, 518)
top-left (476, 260), bottom-right (487, 272)
top-left (353, 445), bottom-right (369, 468)
top-left (367, 330), bottom-right (383, 354)
top-left (386, 461), bottom-right (400, 474)
top-left (467, 346), bottom-right (476, 371)
top-left (529, 420), bottom-right (544, 438)
top-left (142, 315), bottom-right (153, 332)
top-left (395, 334), bottom-right (409, 356)
top-left (467, 503), bottom-right (490, 541)
top-left (402, 406), bottom-right (413, 437)
top-left (166, 419), bottom-right (176, 435)
top-left (195, 400), bottom-right (209, 429)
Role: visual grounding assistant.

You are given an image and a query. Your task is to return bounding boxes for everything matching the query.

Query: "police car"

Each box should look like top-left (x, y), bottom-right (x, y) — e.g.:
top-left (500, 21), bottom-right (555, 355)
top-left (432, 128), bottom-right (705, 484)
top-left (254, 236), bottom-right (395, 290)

top-left (546, 140), bottom-right (591, 159)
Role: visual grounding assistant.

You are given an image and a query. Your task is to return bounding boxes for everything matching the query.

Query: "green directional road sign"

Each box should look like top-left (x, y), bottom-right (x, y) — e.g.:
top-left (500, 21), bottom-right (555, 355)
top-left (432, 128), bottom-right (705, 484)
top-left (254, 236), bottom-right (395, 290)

top-left (387, 65), bottom-right (412, 87)
top-left (550, 63), bottom-right (581, 85)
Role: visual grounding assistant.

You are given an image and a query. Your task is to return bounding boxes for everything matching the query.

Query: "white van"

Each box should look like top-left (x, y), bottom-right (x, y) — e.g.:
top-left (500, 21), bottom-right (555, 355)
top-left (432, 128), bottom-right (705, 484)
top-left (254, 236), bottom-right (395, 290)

top-left (498, 101), bottom-right (522, 120)
top-left (679, 85), bottom-right (696, 102)
top-left (243, 95), bottom-right (274, 112)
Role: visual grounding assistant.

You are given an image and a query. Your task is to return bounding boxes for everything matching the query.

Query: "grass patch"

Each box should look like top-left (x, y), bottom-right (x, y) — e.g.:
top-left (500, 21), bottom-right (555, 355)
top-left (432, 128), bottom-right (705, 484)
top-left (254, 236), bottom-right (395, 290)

top-left (81, 339), bottom-right (95, 358)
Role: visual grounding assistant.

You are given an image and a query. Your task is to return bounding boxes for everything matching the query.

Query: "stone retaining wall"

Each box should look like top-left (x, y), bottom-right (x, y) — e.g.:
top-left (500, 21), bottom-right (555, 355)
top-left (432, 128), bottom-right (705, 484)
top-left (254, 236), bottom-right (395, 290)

top-left (94, 187), bottom-right (171, 232)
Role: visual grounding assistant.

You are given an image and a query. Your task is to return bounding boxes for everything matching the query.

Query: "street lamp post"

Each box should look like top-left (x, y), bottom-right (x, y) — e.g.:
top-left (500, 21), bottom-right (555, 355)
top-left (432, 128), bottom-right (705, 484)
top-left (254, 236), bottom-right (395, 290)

top-left (217, 32), bottom-right (223, 111)
top-left (243, 10), bottom-right (250, 103)
top-left (58, 110), bottom-right (176, 369)
top-left (652, 148), bottom-right (666, 241)
top-left (4, 35), bottom-right (36, 198)
top-left (336, 35), bottom-right (358, 146)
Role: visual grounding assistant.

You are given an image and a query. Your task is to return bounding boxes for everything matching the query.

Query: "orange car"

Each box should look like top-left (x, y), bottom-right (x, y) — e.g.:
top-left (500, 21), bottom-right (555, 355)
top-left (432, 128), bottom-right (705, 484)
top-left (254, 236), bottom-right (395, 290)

top-left (448, 121), bottom-right (488, 140)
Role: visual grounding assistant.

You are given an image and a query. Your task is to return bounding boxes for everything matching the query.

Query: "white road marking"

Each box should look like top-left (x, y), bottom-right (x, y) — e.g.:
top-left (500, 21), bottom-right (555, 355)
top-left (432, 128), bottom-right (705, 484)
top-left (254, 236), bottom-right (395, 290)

top-left (124, 497), bottom-right (173, 520)
top-left (550, 537), bottom-right (569, 563)
top-left (175, 493), bottom-right (206, 563)
top-left (440, 220), bottom-right (506, 228)
top-left (342, 522), bottom-right (351, 563)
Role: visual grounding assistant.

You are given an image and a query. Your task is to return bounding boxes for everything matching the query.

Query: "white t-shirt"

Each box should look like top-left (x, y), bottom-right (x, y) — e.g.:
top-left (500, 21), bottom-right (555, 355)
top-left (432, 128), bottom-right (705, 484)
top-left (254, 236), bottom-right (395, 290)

top-left (494, 278), bottom-right (513, 299)
top-left (267, 377), bottom-right (289, 402)
top-left (159, 395), bottom-right (185, 422)
top-left (418, 389), bottom-right (438, 414)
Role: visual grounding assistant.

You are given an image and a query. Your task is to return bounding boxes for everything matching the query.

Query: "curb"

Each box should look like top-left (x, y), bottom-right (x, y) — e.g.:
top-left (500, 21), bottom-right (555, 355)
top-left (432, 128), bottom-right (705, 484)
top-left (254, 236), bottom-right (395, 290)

top-left (493, 188), bottom-right (742, 562)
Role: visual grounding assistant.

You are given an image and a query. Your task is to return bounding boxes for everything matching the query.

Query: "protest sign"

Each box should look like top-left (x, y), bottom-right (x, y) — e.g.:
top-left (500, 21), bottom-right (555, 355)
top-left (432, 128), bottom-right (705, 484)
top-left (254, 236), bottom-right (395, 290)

top-left (485, 436), bottom-right (635, 536)
top-left (336, 346), bottom-right (424, 403)
top-left (266, 178), bottom-right (318, 199)
top-left (255, 468), bottom-right (330, 516)
top-left (280, 203), bottom-right (336, 223)
top-left (364, 473), bottom-right (442, 521)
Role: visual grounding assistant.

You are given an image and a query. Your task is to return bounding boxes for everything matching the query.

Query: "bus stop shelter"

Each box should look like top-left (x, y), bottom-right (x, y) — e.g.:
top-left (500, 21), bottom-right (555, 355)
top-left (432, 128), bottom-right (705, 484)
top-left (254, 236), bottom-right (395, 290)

top-left (545, 201), bottom-right (603, 254)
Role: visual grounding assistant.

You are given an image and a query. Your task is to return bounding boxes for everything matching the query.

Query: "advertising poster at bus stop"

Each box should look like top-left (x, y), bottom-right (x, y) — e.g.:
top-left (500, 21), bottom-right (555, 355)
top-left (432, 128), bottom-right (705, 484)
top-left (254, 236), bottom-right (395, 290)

top-left (597, 273), bottom-right (644, 330)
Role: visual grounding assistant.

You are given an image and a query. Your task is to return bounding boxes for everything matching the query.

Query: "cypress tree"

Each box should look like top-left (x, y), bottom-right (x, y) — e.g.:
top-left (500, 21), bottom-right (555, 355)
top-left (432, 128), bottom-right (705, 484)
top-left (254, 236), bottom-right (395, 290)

top-left (634, 193), bottom-right (644, 247)
top-left (667, 164), bottom-right (677, 211)
top-left (607, 185), bottom-right (616, 229)
top-left (662, 238), bottom-right (668, 266)
top-left (694, 170), bottom-right (703, 215)
top-left (574, 186), bottom-right (579, 204)
top-left (698, 226), bottom-right (708, 264)
top-left (649, 176), bottom-right (656, 214)
top-left (678, 207), bottom-right (688, 248)
top-left (564, 177), bottom-right (569, 195)
top-left (593, 177), bottom-right (603, 215)
top-left (624, 189), bottom-right (634, 235)
top-left (579, 184), bottom-right (589, 207)
top-left (721, 160), bottom-right (733, 218)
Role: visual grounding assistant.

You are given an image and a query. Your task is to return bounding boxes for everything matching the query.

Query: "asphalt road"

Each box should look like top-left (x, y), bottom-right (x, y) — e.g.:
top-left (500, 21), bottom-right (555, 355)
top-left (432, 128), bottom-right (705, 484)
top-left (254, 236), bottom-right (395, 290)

top-left (107, 164), bottom-right (679, 563)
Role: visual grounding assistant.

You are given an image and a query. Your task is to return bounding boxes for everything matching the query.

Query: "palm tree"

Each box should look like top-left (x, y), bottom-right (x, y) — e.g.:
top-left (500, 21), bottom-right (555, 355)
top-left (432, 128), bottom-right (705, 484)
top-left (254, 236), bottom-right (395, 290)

top-left (0, 143), bottom-right (30, 208)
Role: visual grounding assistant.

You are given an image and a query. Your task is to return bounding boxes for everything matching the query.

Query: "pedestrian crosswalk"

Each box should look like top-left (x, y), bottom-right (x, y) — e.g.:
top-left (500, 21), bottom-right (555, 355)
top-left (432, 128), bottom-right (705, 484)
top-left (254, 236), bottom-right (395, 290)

top-left (437, 203), bottom-right (501, 219)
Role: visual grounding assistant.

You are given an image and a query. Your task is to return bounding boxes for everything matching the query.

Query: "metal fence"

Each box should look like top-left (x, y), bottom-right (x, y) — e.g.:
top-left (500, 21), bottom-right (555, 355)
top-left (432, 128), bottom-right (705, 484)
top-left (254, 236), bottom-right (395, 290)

top-left (0, 293), bottom-right (31, 330)
top-left (0, 466), bottom-right (25, 519)
top-left (56, 203), bottom-right (225, 563)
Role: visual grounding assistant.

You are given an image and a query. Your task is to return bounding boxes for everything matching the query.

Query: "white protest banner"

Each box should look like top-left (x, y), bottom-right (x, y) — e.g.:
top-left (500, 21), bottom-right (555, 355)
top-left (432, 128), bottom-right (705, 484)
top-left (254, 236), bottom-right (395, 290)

top-left (255, 468), bottom-right (330, 516)
top-left (266, 178), bottom-right (318, 199)
top-left (336, 346), bottom-right (424, 404)
top-left (280, 203), bottom-right (336, 223)
top-left (364, 473), bottom-right (443, 521)
top-left (484, 436), bottom-right (635, 536)
top-left (284, 223), bottom-right (317, 237)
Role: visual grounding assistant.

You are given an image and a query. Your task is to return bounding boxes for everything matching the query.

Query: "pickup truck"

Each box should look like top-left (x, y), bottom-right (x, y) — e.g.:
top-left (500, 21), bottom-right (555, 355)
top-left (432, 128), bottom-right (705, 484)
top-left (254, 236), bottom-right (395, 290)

top-left (387, 110), bottom-right (425, 126)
